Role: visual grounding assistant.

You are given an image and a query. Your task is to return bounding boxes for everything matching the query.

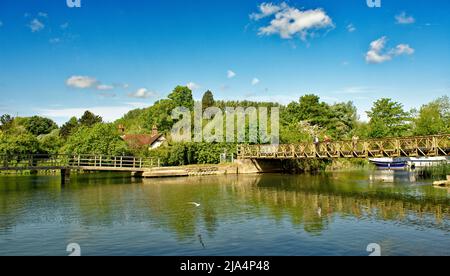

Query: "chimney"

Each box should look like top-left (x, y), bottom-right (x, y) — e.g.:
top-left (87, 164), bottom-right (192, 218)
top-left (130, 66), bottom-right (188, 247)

top-left (152, 125), bottom-right (158, 136)
top-left (118, 124), bottom-right (125, 134)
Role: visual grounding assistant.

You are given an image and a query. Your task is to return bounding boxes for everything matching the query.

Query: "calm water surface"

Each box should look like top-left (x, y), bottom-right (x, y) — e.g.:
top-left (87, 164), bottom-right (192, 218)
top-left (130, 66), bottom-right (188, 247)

top-left (0, 170), bottom-right (448, 256)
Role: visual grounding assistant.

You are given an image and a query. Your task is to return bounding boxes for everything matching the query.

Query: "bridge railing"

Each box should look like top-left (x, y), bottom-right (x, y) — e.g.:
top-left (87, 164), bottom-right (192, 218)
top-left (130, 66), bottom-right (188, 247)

top-left (0, 154), bottom-right (69, 170)
top-left (237, 134), bottom-right (450, 159)
top-left (68, 155), bottom-right (159, 169)
top-left (0, 154), bottom-right (159, 171)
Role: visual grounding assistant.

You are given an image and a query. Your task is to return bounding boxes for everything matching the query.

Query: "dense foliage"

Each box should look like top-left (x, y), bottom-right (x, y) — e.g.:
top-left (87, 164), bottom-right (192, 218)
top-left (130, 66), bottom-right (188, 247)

top-left (61, 124), bottom-right (130, 156)
top-left (0, 85), bottom-right (448, 168)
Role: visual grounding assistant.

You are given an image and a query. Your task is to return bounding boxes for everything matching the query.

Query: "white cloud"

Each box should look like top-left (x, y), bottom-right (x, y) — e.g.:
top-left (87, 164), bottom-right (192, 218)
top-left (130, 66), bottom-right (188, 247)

top-left (393, 44), bottom-right (415, 55)
top-left (346, 24), bottom-right (356, 32)
top-left (38, 12), bottom-right (48, 18)
top-left (125, 102), bottom-right (150, 109)
top-left (251, 78), bottom-right (260, 86)
top-left (96, 84), bottom-right (115, 91)
top-left (65, 76), bottom-right (125, 91)
top-left (60, 22), bottom-right (69, 29)
top-left (128, 88), bottom-right (156, 99)
top-left (29, 18), bottom-right (45, 32)
top-left (365, 37), bottom-right (414, 64)
top-left (250, 2), bottom-right (287, 20)
top-left (253, 2), bottom-right (334, 40)
top-left (227, 70), bottom-right (236, 79)
top-left (66, 76), bottom-right (98, 89)
top-left (38, 104), bottom-right (144, 124)
top-left (186, 82), bottom-right (200, 90)
top-left (395, 12), bottom-right (415, 24)
top-left (366, 37), bottom-right (392, 64)
top-left (98, 92), bottom-right (116, 98)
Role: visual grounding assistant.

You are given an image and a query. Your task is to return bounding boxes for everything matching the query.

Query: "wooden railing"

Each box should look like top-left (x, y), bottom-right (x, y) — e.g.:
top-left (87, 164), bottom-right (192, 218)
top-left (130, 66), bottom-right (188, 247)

top-left (0, 154), bottom-right (159, 171)
top-left (237, 134), bottom-right (450, 159)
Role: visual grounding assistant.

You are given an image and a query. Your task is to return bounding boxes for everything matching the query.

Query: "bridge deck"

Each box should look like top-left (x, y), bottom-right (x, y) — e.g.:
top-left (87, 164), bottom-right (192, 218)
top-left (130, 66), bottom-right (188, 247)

top-left (238, 134), bottom-right (450, 160)
top-left (0, 155), bottom-right (158, 172)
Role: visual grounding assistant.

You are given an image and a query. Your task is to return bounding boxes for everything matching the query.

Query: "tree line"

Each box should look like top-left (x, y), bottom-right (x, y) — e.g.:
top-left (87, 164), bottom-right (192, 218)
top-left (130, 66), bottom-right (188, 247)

top-left (1, 85), bottom-right (448, 166)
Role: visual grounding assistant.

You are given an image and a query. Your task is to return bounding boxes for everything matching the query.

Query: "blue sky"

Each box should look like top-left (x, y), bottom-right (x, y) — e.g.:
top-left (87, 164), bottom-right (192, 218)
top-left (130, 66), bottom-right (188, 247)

top-left (0, 0), bottom-right (449, 124)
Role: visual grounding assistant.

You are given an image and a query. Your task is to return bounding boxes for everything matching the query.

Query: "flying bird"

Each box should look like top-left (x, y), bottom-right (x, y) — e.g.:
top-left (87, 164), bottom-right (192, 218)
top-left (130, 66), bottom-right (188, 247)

top-left (188, 202), bottom-right (201, 207)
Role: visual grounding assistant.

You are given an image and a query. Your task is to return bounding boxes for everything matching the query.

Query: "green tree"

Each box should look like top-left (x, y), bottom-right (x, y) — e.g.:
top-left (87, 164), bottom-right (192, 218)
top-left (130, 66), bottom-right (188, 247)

top-left (60, 117), bottom-right (79, 138)
top-left (414, 96), bottom-right (450, 135)
top-left (326, 102), bottom-right (358, 139)
top-left (201, 90), bottom-right (215, 110)
top-left (79, 111), bottom-right (103, 127)
top-left (24, 116), bottom-right (58, 136)
top-left (142, 99), bottom-right (176, 133)
top-left (0, 114), bottom-right (14, 133)
top-left (168, 86), bottom-right (194, 110)
top-left (61, 123), bottom-right (130, 155)
top-left (0, 132), bottom-right (40, 156)
top-left (366, 98), bottom-right (411, 138)
top-left (39, 129), bottom-right (63, 154)
top-left (282, 95), bottom-right (330, 127)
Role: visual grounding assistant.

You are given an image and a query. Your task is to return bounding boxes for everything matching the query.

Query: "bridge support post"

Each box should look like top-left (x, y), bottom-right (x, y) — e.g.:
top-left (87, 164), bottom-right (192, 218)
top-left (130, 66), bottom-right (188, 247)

top-left (61, 168), bottom-right (71, 184)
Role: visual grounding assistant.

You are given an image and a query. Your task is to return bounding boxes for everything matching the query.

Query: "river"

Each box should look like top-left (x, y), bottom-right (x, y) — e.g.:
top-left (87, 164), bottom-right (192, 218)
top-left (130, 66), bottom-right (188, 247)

top-left (0, 170), bottom-right (448, 256)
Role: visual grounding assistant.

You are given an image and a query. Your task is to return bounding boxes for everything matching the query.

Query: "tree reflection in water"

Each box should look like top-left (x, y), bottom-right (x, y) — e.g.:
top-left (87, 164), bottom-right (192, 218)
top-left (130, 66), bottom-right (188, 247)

top-left (0, 171), bottom-right (448, 241)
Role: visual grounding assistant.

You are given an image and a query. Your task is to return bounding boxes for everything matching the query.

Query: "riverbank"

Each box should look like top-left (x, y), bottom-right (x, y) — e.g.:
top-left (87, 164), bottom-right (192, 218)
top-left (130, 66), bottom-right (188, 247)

top-left (139, 163), bottom-right (238, 178)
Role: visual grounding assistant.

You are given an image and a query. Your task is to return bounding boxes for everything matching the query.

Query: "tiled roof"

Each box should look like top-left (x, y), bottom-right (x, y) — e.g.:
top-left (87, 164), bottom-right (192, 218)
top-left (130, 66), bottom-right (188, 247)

top-left (122, 134), bottom-right (163, 147)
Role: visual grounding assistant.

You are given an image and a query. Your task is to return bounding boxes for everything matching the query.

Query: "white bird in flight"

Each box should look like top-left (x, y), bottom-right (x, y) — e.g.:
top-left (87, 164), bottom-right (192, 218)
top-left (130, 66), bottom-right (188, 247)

top-left (188, 202), bottom-right (201, 207)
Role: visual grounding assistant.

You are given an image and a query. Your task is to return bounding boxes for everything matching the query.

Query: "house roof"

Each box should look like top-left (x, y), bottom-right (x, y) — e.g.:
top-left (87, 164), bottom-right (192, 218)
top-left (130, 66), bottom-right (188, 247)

top-left (122, 134), bottom-right (163, 147)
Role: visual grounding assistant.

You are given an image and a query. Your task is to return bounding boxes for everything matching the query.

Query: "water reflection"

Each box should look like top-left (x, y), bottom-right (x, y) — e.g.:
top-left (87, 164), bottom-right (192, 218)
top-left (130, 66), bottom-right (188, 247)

top-left (0, 171), bottom-right (449, 255)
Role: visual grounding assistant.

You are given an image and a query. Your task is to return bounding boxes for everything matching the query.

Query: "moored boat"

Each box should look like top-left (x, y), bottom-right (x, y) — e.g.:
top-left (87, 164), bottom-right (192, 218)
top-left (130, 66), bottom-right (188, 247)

top-left (369, 158), bottom-right (408, 170)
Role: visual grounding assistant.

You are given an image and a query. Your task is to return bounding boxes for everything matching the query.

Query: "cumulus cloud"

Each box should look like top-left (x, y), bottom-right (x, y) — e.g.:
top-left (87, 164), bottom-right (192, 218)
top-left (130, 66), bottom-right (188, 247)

top-left (66, 76), bottom-right (98, 89)
top-left (65, 75), bottom-right (126, 91)
top-left (29, 18), bottom-right (45, 32)
top-left (395, 12), bottom-right (415, 24)
top-left (227, 70), bottom-right (236, 79)
top-left (252, 2), bottom-right (334, 40)
top-left (251, 78), bottom-right (260, 86)
top-left (393, 44), bottom-right (415, 55)
top-left (365, 37), bottom-right (414, 64)
top-left (128, 88), bottom-right (156, 99)
top-left (186, 82), bottom-right (200, 90)
top-left (250, 2), bottom-right (287, 20)
top-left (365, 37), bottom-right (392, 64)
